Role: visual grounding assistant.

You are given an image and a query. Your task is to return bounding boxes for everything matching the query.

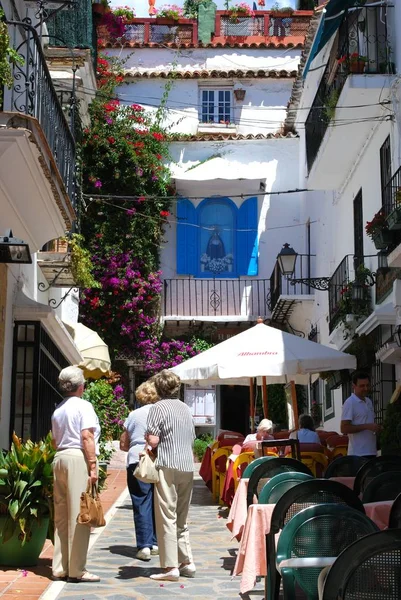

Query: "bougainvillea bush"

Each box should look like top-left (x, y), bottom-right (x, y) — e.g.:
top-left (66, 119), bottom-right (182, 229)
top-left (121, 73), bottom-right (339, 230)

top-left (80, 53), bottom-right (207, 371)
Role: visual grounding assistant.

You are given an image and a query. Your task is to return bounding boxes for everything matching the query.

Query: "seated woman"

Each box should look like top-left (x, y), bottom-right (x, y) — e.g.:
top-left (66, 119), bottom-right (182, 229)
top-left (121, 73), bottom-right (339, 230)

top-left (243, 419), bottom-right (274, 446)
top-left (290, 414), bottom-right (320, 444)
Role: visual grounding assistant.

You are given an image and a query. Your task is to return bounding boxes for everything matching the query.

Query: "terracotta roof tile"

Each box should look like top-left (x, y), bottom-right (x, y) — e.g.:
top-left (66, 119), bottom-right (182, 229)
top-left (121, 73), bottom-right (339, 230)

top-left (167, 132), bottom-right (298, 141)
top-left (125, 68), bottom-right (297, 79)
top-left (100, 40), bottom-right (305, 50)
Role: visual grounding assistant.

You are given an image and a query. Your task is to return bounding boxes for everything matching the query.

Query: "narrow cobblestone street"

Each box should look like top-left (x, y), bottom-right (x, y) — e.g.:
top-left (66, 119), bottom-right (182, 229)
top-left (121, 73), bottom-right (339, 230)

top-left (50, 471), bottom-right (264, 600)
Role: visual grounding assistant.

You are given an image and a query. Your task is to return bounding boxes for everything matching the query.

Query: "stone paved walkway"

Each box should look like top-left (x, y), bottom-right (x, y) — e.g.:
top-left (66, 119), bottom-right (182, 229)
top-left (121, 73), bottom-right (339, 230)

top-left (51, 472), bottom-right (265, 600)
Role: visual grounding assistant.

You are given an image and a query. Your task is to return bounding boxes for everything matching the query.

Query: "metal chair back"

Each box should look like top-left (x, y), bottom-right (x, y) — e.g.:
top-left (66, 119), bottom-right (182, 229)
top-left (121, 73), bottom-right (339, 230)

top-left (324, 455), bottom-right (368, 478)
top-left (362, 471), bottom-right (401, 503)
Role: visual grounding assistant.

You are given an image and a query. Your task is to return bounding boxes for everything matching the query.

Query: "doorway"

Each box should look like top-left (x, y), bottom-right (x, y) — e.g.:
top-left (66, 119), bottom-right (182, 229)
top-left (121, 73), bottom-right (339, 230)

top-left (220, 385), bottom-right (249, 435)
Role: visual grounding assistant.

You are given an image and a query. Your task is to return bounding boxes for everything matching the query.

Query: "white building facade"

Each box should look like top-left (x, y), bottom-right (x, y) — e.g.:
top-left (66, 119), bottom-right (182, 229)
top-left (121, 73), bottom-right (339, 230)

top-left (0, 0), bottom-right (97, 446)
top-left (104, 7), bottom-right (314, 434)
top-left (292, 1), bottom-right (400, 433)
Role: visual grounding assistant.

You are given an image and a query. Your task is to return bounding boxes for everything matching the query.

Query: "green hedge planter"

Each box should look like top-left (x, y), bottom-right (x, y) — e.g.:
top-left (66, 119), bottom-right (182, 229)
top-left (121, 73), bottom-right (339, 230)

top-left (0, 516), bottom-right (49, 567)
top-left (387, 207), bottom-right (401, 231)
top-left (372, 229), bottom-right (393, 250)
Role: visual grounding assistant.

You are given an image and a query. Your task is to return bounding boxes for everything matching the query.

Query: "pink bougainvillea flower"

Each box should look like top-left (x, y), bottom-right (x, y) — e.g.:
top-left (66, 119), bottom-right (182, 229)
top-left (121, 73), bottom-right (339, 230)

top-left (94, 180), bottom-right (102, 188)
top-left (127, 208), bottom-right (136, 216)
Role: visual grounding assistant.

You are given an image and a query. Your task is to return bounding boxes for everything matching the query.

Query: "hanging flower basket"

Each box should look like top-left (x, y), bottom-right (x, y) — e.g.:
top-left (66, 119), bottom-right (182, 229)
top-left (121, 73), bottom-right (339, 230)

top-left (387, 207), bottom-right (401, 231)
top-left (372, 228), bottom-right (394, 250)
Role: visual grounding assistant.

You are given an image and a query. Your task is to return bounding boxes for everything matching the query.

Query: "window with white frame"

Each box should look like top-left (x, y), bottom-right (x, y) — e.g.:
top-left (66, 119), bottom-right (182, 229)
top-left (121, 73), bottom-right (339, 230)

top-left (200, 89), bottom-right (232, 124)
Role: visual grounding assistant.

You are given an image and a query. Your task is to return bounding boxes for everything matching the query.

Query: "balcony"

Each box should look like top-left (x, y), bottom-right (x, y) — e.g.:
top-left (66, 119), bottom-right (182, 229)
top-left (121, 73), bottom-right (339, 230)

top-left (305, 5), bottom-right (394, 189)
top-left (97, 10), bottom-right (313, 48)
top-left (0, 21), bottom-right (76, 251)
top-left (328, 254), bottom-right (399, 336)
top-left (269, 253), bottom-right (315, 334)
top-left (384, 165), bottom-right (401, 268)
top-left (163, 278), bottom-right (271, 320)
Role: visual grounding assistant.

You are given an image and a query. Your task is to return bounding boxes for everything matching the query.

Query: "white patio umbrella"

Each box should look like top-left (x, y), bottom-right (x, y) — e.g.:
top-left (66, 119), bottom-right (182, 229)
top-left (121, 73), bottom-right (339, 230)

top-left (171, 322), bottom-right (356, 428)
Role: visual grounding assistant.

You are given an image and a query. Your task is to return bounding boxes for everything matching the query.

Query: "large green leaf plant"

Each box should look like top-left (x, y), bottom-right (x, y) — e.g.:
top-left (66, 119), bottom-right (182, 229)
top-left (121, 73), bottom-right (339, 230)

top-left (0, 433), bottom-right (55, 545)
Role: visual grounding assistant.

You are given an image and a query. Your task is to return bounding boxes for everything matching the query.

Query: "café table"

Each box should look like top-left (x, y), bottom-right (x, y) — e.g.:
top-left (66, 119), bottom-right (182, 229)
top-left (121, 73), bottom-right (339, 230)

top-left (328, 476), bottom-right (355, 490)
top-left (232, 498), bottom-right (393, 594)
top-left (226, 478), bottom-right (249, 540)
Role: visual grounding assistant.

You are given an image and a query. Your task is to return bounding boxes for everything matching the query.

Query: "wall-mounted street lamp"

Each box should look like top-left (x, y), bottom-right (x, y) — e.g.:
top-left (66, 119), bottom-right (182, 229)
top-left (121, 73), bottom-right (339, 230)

top-left (0, 230), bottom-right (32, 264)
top-left (276, 243), bottom-right (376, 291)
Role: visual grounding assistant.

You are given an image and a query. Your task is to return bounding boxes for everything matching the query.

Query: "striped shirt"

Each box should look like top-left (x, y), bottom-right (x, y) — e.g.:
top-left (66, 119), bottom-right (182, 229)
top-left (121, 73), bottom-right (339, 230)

top-left (146, 399), bottom-right (195, 472)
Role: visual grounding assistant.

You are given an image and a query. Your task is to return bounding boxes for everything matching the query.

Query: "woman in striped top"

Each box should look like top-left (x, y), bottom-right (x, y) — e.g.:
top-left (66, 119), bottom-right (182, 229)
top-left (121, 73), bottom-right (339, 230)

top-left (146, 370), bottom-right (196, 582)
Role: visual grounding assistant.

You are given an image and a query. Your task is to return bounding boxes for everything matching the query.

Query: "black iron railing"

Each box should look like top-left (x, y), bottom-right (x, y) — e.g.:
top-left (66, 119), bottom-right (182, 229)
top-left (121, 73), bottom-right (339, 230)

top-left (328, 254), bottom-right (400, 333)
top-left (269, 253), bottom-right (315, 313)
top-left (4, 21), bottom-right (76, 205)
top-left (163, 278), bottom-right (271, 318)
top-left (305, 5), bottom-right (391, 172)
top-left (383, 164), bottom-right (401, 218)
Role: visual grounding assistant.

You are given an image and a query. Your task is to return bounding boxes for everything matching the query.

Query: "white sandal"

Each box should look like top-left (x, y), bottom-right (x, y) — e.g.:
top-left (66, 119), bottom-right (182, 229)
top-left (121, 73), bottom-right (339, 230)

top-left (69, 571), bottom-right (100, 583)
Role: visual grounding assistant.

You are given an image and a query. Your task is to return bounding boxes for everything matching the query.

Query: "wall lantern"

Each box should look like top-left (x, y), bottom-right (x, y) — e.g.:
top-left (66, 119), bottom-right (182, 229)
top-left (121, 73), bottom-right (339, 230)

top-left (234, 88), bottom-right (246, 101)
top-left (0, 230), bottom-right (32, 264)
top-left (277, 243), bottom-right (297, 277)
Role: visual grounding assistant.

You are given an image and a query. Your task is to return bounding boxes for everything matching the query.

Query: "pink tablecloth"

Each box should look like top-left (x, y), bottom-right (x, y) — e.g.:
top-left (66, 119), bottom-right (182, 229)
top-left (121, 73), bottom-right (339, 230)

top-left (226, 478), bottom-right (249, 540)
top-left (364, 500), bottom-right (393, 530)
top-left (329, 476), bottom-right (355, 490)
top-left (232, 503), bottom-right (275, 594)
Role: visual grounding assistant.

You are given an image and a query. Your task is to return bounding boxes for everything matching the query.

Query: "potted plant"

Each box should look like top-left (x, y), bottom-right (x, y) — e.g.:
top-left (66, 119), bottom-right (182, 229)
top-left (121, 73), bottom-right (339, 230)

top-left (387, 188), bottom-right (401, 230)
top-left (227, 2), bottom-right (254, 23)
top-left (111, 5), bottom-right (136, 24)
top-left (334, 265), bottom-right (373, 338)
top-left (0, 433), bottom-right (55, 567)
top-left (340, 53), bottom-right (368, 74)
top-left (365, 209), bottom-right (394, 250)
top-left (155, 4), bottom-right (184, 22)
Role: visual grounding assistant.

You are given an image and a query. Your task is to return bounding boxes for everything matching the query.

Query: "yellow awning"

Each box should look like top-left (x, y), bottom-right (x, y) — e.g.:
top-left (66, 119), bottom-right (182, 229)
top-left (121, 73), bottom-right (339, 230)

top-left (64, 321), bottom-right (111, 380)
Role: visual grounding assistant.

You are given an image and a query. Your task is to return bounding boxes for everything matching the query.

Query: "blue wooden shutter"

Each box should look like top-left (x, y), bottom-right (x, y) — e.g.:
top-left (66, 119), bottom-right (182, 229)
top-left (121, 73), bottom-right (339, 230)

top-left (176, 198), bottom-right (197, 275)
top-left (237, 196), bottom-right (258, 276)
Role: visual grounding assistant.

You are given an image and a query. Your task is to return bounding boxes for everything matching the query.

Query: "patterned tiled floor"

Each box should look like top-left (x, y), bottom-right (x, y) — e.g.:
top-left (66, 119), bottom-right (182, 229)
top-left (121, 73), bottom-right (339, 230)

top-left (51, 474), bottom-right (263, 600)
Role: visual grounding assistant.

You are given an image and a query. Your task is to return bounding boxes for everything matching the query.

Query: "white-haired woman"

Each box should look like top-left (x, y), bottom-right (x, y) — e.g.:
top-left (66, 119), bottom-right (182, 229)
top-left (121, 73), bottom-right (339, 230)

top-left (146, 370), bottom-right (196, 582)
top-left (51, 366), bottom-right (101, 583)
top-left (243, 418), bottom-right (274, 444)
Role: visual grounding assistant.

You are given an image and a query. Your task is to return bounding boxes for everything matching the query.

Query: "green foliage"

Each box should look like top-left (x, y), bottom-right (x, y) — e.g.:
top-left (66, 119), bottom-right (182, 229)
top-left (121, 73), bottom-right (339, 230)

top-left (265, 384), bottom-right (306, 428)
top-left (0, 11), bottom-right (24, 104)
top-left (189, 336), bottom-right (215, 354)
top-left (65, 233), bottom-right (99, 289)
top-left (183, 0), bottom-right (214, 18)
top-left (0, 433), bottom-right (55, 546)
top-left (324, 89), bottom-right (340, 121)
top-left (83, 379), bottom-right (129, 440)
top-left (193, 433), bottom-right (214, 461)
top-left (379, 400), bottom-right (401, 455)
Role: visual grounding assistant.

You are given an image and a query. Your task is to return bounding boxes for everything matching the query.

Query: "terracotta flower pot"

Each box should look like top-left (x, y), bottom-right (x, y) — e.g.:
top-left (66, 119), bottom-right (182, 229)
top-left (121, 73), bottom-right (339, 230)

top-left (349, 61), bottom-right (366, 74)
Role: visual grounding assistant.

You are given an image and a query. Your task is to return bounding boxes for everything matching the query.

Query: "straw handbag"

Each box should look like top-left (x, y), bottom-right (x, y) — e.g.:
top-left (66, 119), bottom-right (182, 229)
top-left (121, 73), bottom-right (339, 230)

top-left (77, 483), bottom-right (106, 527)
top-left (134, 444), bottom-right (159, 483)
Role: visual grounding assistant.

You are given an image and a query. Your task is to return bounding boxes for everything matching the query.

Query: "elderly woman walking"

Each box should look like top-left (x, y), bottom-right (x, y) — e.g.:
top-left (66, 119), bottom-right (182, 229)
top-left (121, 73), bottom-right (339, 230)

top-left (120, 380), bottom-right (158, 561)
top-left (146, 370), bottom-right (196, 582)
top-left (51, 366), bottom-right (101, 583)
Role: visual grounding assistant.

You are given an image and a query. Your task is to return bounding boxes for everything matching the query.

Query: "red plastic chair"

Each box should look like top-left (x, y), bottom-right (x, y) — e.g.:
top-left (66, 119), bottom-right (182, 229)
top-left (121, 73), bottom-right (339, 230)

top-left (217, 430), bottom-right (245, 447)
top-left (326, 434), bottom-right (349, 460)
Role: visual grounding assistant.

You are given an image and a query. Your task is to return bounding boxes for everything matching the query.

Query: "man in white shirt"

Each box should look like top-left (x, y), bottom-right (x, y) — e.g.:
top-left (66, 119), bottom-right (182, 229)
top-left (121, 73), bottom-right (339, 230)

top-left (341, 371), bottom-right (381, 457)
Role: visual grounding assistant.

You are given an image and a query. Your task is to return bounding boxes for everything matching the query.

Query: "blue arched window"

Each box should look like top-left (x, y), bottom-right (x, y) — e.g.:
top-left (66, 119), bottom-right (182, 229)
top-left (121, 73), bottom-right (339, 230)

top-left (177, 196), bottom-right (258, 277)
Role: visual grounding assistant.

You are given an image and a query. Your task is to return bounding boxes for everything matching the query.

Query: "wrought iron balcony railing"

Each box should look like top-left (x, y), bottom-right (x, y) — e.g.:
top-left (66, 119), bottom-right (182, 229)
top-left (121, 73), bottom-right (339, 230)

top-left (163, 278), bottom-right (271, 318)
top-left (305, 5), bottom-right (391, 173)
top-left (3, 21), bottom-right (76, 205)
top-left (383, 164), bottom-right (401, 219)
top-left (328, 254), bottom-right (399, 333)
top-left (269, 253), bottom-right (315, 314)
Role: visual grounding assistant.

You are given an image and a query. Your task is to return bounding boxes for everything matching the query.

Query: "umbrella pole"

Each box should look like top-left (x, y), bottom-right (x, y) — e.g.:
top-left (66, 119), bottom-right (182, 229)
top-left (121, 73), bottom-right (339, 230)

top-left (262, 376), bottom-right (268, 418)
top-left (249, 378), bottom-right (255, 432)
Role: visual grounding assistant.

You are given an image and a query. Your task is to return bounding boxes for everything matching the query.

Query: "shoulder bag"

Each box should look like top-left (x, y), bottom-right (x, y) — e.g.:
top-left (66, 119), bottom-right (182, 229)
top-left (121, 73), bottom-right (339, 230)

top-left (77, 483), bottom-right (106, 527)
top-left (134, 443), bottom-right (159, 484)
